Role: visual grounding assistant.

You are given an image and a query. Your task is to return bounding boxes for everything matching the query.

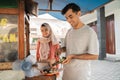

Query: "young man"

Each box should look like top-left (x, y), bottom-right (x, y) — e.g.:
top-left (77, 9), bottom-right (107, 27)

top-left (61, 3), bottom-right (99, 80)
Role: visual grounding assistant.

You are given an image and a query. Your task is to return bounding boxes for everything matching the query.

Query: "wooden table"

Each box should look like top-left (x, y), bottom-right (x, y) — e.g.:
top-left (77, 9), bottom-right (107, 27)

top-left (25, 75), bottom-right (56, 80)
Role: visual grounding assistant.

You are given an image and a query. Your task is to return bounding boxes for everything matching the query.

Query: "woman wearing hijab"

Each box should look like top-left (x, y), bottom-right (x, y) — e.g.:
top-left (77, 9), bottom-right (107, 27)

top-left (22, 23), bottom-right (62, 79)
top-left (36, 23), bottom-right (60, 73)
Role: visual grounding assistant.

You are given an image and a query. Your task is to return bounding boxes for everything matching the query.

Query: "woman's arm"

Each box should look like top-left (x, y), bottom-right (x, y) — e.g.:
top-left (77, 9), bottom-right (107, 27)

top-left (36, 40), bottom-right (40, 61)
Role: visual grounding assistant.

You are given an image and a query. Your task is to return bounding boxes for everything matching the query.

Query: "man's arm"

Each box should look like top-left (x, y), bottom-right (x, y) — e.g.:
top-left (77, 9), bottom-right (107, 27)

top-left (71, 53), bottom-right (98, 60)
top-left (60, 47), bottom-right (98, 60)
top-left (62, 53), bottom-right (98, 64)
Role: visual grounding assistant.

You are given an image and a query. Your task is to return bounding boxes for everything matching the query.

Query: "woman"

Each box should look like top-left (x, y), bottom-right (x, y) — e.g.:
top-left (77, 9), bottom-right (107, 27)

top-left (36, 23), bottom-right (59, 73)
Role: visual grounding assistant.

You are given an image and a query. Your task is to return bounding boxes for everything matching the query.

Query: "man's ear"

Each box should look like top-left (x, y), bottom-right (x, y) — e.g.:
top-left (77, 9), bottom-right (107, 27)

top-left (77, 11), bottom-right (81, 16)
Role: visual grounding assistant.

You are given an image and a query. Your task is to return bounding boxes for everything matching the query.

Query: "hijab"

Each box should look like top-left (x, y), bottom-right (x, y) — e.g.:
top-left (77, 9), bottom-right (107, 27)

top-left (39, 23), bottom-right (59, 60)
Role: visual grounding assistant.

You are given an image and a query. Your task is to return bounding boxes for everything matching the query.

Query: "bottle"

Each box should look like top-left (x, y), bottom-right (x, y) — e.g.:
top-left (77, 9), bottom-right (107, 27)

top-left (52, 57), bottom-right (66, 66)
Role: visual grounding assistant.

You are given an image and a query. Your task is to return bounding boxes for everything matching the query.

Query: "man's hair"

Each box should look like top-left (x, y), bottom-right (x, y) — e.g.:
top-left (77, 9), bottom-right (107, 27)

top-left (61, 3), bottom-right (81, 15)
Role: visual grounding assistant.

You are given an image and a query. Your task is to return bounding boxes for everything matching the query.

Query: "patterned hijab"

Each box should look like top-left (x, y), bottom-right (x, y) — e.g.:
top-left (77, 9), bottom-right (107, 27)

top-left (39, 23), bottom-right (59, 60)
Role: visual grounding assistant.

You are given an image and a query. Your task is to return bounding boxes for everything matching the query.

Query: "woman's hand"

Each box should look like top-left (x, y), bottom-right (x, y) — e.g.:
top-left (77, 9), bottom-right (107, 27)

top-left (55, 48), bottom-right (62, 56)
top-left (48, 58), bottom-right (56, 67)
top-left (55, 47), bottom-right (66, 56)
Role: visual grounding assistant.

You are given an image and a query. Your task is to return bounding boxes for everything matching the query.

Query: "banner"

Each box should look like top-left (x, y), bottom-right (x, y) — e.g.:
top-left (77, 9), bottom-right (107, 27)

top-left (0, 14), bottom-right (18, 62)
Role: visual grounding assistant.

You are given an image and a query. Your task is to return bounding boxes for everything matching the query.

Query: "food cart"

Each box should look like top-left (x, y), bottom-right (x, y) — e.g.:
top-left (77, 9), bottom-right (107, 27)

top-left (0, 0), bottom-right (25, 68)
top-left (0, 0), bottom-right (56, 80)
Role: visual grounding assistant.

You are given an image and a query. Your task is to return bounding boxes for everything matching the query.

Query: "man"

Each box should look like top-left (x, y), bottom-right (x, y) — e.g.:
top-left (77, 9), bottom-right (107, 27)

top-left (61, 3), bottom-right (99, 80)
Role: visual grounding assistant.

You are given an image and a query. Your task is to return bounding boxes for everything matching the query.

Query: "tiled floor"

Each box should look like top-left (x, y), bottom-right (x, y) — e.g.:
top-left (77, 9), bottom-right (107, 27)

top-left (90, 55), bottom-right (120, 80)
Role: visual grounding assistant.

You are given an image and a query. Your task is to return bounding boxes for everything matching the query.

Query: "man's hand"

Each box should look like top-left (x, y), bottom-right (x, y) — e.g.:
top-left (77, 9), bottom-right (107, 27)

top-left (62, 54), bottom-right (74, 64)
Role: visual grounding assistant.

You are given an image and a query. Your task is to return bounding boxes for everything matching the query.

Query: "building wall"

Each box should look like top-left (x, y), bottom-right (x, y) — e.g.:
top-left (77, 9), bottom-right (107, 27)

top-left (80, 0), bottom-right (120, 55)
top-left (114, 9), bottom-right (120, 54)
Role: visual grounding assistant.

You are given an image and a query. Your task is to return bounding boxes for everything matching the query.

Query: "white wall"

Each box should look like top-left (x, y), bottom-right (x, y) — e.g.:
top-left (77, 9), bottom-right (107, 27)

top-left (104, 0), bottom-right (120, 54)
top-left (114, 9), bottom-right (120, 54)
top-left (80, 11), bottom-right (97, 24)
top-left (80, 0), bottom-right (120, 55)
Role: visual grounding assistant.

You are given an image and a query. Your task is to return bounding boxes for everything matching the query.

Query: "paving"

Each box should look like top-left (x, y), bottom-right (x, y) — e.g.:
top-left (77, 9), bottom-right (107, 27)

top-left (91, 60), bottom-right (120, 80)
top-left (90, 54), bottom-right (120, 80)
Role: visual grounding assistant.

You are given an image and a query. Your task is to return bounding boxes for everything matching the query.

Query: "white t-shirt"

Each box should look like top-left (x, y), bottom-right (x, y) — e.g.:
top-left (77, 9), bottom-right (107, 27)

top-left (62, 25), bottom-right (99, 80)
top-left (65, 25), bottom-right (99, 55)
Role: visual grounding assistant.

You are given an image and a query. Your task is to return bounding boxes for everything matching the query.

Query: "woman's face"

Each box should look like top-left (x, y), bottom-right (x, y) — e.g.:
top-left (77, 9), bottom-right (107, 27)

top-left (40, 26), bottom-right (50, 38)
